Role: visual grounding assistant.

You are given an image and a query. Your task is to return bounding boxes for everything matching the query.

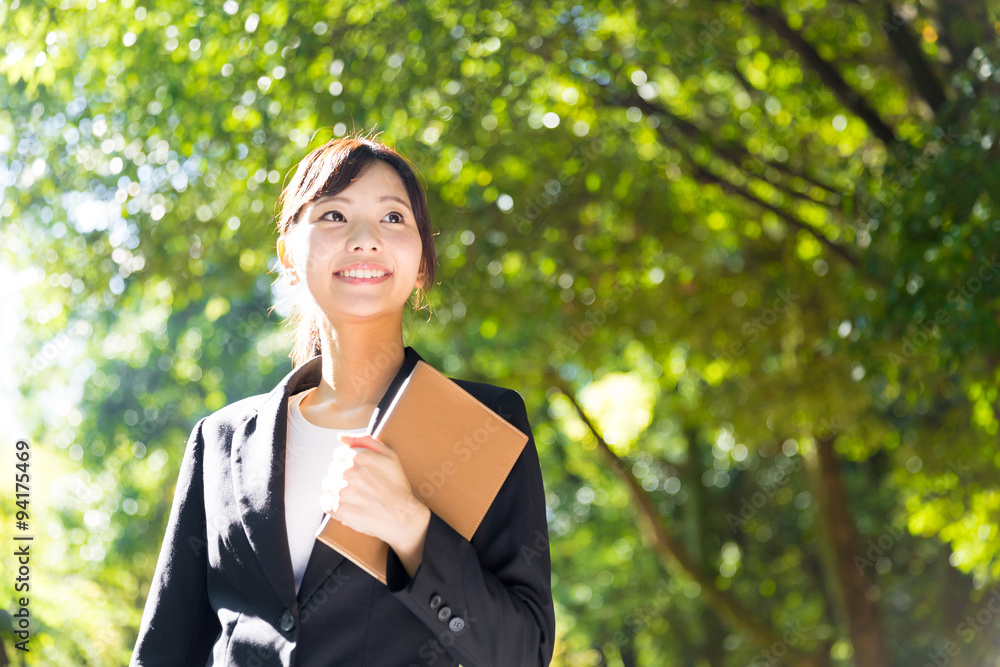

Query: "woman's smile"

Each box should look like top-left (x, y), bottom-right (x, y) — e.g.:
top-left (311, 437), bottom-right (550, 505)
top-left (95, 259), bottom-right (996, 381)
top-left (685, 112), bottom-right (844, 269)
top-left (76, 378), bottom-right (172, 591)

top-left (334, 262), bottom-right (393, 284)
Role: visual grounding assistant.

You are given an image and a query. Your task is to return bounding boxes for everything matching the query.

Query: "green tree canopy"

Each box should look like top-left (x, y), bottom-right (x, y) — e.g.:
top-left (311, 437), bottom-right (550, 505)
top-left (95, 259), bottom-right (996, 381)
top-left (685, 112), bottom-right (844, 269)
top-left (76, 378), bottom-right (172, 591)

top-left (3, 0), bottom-right (1000, 664)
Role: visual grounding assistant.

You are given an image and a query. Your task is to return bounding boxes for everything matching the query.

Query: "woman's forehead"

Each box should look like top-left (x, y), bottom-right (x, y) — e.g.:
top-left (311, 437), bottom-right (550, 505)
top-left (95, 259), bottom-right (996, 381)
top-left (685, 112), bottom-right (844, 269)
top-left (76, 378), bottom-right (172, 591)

top-left (302, 166), bottom-right (409, 212)
top-left (323, 160), bottom-right (407, 196)
top-left (312, 192), bottom-right (412, 210)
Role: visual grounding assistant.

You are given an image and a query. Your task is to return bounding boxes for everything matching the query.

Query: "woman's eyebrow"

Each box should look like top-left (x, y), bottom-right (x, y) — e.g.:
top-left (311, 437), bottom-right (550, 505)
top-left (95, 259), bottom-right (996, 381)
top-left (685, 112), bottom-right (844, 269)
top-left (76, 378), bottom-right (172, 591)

top-left (316, 194), bottom-right (412, 209)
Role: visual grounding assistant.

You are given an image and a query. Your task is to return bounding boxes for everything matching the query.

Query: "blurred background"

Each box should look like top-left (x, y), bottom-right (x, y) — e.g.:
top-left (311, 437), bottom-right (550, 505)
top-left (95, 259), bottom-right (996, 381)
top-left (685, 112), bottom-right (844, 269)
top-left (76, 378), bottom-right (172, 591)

top-left (3, 0), bottom-right (1000, 664)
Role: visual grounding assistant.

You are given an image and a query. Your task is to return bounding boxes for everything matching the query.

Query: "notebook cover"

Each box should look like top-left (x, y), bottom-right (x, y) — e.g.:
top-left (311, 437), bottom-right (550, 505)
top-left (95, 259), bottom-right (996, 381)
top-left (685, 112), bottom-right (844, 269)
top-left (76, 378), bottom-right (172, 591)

top-left (314, 361), bottom-right (530, 584)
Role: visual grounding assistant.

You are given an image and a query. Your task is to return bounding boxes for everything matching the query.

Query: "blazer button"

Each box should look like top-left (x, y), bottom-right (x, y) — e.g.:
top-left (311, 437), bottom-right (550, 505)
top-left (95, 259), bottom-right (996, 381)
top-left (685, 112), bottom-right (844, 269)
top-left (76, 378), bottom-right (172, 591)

top-left (448, 616), bottom-right (465, 633)
top-left (429, 594), bottom-right (442, 610)
top-left (437, 606), bottom-right (452, 622)
top-left (279, 609), bottom-right (295, 633)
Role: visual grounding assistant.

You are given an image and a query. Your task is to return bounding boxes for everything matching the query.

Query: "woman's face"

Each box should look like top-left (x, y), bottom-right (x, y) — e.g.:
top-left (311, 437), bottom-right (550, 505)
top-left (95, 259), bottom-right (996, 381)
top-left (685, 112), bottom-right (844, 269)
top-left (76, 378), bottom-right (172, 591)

top-left (278, 160), bottom-right (425, 325)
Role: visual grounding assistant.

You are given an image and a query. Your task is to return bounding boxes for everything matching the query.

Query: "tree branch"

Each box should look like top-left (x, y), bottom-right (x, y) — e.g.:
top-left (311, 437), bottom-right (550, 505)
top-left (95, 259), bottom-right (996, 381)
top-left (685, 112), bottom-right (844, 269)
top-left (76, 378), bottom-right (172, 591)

top-left (746, 1), bottom-right (898, 145)
top-left (880, 3), bottom-right (949, 114)
top-left (688, 156), bottom-right (859, 267)
top-left (935, 0), bottom-right (995, 80)
top-left (614, 92), bottom-right (843, 203)
top-left (600, 88), bottom-right (861, 267)
top-left (620, 105), bottom-right (861, 267)
top-left (552, 380), bottom-right (826, 667)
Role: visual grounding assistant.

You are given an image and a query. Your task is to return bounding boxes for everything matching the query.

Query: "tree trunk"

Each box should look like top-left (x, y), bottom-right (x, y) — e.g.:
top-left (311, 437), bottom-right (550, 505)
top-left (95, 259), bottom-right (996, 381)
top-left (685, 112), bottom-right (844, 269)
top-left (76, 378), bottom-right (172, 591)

top-left (808, 434), bottom-right (892, 666)
top-left (620, 639), bottom-right (637, 667)
top-left (554, 382), bottom-right (828, 667)
top-left (680, 426), bottom-right (728, 667)
top-left (594, 643), bottom-right (609, 667)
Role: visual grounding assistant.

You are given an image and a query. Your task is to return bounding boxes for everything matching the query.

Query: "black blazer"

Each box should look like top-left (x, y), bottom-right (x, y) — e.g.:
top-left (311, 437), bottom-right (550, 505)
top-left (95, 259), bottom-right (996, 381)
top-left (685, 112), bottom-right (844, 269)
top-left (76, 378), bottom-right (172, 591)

top-left (130, 346), bottom-right (555, 666)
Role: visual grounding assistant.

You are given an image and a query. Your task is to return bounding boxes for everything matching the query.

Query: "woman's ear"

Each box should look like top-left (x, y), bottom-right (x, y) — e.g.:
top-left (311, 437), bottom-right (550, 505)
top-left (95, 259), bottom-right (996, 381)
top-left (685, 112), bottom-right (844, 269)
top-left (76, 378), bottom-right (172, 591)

top-left (278, 236), bottom-right (298, 283)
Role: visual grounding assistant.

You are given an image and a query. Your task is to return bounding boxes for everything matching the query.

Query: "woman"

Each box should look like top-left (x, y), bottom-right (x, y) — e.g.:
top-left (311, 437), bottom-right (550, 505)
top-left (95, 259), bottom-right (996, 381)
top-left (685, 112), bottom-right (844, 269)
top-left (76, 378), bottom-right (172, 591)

top-left (130, 134), bottom-right (556, 666)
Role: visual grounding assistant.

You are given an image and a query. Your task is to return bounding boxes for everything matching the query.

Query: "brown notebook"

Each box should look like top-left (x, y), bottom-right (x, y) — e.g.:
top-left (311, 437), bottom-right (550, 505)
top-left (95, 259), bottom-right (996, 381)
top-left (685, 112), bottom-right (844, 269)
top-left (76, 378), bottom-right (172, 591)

top-left (314, 360), bottom-right (529, 584)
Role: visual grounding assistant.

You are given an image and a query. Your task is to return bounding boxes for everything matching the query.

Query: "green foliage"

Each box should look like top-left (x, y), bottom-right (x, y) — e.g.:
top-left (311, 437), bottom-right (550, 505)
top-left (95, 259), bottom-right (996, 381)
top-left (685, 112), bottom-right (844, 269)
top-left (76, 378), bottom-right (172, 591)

top-left (4, 0), bottom-right (1000, 664)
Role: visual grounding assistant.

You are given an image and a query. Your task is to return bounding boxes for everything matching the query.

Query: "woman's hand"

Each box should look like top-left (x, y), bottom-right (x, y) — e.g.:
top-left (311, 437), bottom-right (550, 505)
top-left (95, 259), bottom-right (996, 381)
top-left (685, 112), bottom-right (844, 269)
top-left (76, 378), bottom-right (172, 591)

top-left (320, 434), bottom-right (431, 577)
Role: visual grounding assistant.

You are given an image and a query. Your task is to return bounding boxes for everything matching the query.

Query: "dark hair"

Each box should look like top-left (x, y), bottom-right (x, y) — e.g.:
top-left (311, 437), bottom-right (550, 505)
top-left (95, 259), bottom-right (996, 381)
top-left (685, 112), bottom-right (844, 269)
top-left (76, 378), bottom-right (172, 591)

top-left (275, 133), bottom-right (437, 367)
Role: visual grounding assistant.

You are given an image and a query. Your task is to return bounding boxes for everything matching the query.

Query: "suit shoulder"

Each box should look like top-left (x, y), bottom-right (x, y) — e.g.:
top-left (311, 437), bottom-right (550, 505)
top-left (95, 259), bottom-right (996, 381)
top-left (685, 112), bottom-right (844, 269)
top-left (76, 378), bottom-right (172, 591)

top-left (450, 380), bottom-right (529, 426)
top-left (451, 378), bottom-right (520, 407)
top-left (198, 391), bottom-right (270, 438)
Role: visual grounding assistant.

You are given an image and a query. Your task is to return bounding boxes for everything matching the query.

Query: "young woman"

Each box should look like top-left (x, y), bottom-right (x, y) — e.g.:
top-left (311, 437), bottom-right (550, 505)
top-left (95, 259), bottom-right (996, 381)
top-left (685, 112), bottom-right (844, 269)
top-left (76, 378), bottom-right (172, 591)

top-left (130, 134), bottom-right (555, 666)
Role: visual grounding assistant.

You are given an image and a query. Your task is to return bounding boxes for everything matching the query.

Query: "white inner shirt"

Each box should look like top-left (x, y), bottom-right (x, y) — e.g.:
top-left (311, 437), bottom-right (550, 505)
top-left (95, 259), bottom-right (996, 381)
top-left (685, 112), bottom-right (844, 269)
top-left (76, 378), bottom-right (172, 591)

top-left (284, 387), bottom-right (368, 594)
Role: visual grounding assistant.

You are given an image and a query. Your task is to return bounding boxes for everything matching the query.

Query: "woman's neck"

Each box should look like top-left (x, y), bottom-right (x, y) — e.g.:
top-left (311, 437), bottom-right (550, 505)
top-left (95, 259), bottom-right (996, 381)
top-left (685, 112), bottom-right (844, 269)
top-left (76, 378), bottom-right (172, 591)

top-left (309, 316), bottom-right (406, 416)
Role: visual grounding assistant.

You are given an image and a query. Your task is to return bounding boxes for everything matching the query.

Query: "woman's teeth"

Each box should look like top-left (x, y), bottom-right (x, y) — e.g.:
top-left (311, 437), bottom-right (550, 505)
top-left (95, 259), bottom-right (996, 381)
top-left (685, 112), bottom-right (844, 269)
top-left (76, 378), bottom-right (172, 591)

top-left (339, 268), bottom-right (387, 278)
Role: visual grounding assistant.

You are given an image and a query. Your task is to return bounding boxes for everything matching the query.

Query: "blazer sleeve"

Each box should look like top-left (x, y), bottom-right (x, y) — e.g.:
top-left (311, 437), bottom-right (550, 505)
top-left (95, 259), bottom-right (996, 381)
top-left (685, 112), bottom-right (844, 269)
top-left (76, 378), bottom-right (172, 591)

top-left (130, 417), bottom-right (220, 666)
top-left (384, 388), bottom-right (556, 667)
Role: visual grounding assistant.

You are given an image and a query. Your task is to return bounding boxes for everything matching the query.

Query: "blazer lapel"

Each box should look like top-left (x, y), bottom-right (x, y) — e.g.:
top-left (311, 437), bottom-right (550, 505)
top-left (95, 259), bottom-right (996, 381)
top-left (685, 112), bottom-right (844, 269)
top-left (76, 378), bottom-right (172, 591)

top-left (232, 346), bottom-right (425, 611)
top-left (231, 355), bottom-right (323, 611)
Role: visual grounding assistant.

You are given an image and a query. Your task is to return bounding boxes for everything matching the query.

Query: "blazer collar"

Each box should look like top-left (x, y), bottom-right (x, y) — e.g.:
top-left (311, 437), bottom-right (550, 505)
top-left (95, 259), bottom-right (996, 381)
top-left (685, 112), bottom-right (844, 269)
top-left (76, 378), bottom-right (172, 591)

top-left (231, 345), bottom-right (425, 610)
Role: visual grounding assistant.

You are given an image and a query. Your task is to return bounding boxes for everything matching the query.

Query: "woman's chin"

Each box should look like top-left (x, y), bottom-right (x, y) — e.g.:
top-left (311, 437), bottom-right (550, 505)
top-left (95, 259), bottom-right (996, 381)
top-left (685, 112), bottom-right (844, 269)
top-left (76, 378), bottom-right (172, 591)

top-left (318, 304), bottom-right (407, 326)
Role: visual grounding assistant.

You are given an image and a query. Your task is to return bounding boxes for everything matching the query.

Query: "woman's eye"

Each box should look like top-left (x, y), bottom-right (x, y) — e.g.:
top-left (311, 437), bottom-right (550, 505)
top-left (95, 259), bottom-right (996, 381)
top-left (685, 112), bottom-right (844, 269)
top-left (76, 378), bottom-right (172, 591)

top-left (320, 210), bottom-right (345, 222)
top-left (384, 212), bottom-right (405, 224)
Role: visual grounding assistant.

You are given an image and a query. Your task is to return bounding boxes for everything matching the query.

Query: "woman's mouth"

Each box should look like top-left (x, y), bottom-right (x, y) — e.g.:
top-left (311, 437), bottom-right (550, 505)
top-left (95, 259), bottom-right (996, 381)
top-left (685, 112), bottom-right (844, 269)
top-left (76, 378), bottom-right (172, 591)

top-left (334, 267), bottom-right (392, 283)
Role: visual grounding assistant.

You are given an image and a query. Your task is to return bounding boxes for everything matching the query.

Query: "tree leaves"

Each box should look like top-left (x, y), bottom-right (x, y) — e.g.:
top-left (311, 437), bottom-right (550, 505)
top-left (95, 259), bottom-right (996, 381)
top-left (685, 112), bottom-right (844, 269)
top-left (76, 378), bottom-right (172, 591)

top-left (5, 0), bottom-right (1000, 664)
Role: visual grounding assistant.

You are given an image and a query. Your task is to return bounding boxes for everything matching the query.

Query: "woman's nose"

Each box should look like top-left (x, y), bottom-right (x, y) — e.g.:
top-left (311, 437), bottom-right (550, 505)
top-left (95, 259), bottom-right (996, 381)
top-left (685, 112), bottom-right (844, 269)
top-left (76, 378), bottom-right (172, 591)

top-left (346, 221), bottom-right (381, 252)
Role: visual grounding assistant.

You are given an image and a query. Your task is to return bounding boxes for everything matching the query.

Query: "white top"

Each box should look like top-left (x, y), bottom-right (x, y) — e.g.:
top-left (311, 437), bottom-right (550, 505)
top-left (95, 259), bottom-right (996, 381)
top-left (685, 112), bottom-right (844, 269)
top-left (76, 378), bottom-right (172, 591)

top-left (284, 387), bottom-right (367, 594)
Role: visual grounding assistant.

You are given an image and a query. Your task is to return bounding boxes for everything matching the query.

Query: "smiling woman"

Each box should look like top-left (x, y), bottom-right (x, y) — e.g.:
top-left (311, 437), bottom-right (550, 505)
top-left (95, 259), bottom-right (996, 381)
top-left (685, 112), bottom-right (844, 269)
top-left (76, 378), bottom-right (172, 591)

top-left (275, 137), bottom-right (438, 366)
top-left (278, 160), bottom-right (426, 334)
top-left (130, 132), bottom-right (556, 667)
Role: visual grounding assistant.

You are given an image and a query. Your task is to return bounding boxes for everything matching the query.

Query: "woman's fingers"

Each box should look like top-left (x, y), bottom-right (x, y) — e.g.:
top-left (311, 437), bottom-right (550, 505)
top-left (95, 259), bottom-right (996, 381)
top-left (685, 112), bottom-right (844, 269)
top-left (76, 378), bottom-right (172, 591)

top-left (331, 443), bottom-right (358, 463)
top-left (319, 491), bottom-right (339, 513)
top-left (322, 473), bottom-right (349, 493)
top-left (321, 445), bottom-right (357, 514)
top-left (339, 433), bottom-right (389, 454)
